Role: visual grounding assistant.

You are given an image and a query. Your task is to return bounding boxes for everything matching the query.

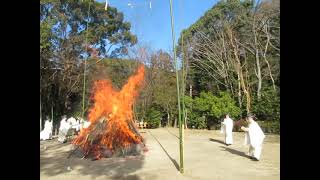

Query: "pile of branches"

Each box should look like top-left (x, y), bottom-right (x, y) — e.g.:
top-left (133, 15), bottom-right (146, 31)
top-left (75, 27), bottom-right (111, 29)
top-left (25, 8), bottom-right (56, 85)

top-left (71, 116), bottom-right (146, 160)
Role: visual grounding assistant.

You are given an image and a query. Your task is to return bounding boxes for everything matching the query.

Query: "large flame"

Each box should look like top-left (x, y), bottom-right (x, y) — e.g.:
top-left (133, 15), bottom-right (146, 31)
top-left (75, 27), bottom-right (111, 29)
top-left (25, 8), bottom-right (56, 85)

top-left (72, 65), bottom-right (145, 159)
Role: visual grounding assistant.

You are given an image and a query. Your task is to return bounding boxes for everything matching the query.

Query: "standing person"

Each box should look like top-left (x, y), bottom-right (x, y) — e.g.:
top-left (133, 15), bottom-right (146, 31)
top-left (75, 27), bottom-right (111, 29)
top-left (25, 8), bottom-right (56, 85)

top-left (241, 114), bottom-right (265, 161)
top-left (58, 115), bottom-right (70, 143)
top-left (221, 114), bottom-right (234, 146)
top-left (139, 118), bottom-right (144, 129)
top-left (40, 116), bottom-right (53, 140)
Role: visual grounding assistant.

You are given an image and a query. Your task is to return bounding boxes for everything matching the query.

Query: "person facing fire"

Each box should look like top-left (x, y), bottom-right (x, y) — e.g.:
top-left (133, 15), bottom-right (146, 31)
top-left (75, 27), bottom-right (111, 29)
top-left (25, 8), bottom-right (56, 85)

top-left (40, 116), bottom-right (53, 140)
top-left (221, 114), bottom-right (234, 146)
top-left (58, 115), bottom-right (70, 143)
top-left (241, 114), bottom-right (265, 161)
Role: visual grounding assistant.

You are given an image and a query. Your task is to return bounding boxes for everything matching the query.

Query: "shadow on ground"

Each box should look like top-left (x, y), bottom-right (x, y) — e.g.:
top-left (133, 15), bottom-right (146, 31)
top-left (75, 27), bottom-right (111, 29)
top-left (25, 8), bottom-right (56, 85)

top-left (165, 129), bottom-right (179, 139)
top-left (40, 139), bottom-right (146, 180)
top-left (220, 146), bottom-right (252, 159)
top-left (209, 138), bottom-right (225, 145)
top-left (148, 130), bottom-right (179, 171)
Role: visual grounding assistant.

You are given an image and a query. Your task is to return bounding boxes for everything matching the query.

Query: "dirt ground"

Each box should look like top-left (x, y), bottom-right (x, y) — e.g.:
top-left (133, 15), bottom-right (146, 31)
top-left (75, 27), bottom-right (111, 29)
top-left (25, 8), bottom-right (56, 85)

top-left (40, 128), bottom-right (280, 180)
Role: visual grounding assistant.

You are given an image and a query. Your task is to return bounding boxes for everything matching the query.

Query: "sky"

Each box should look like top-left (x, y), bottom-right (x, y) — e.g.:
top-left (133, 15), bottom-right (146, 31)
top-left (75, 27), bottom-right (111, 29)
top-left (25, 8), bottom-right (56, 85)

top-left (97, 0), bottom-right (218, 52)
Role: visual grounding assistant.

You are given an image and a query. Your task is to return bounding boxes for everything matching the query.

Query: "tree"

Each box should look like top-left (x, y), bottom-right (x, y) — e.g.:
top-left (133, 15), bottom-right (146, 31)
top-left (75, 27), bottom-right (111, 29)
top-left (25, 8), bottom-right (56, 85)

top-left (40, 0), bottom-right (137, 123)
top-left (145, 107), bottom-right (162, 128)
top-left (133, 49), bottom-right (178, 127)
top-left (176, 0), bottom-right (279, 116)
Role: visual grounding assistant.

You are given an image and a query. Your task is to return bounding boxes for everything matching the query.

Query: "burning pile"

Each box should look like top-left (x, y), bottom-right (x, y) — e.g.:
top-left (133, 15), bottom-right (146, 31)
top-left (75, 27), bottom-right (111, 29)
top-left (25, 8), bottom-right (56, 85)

top-left (72, 65), bottom-right (146, 160)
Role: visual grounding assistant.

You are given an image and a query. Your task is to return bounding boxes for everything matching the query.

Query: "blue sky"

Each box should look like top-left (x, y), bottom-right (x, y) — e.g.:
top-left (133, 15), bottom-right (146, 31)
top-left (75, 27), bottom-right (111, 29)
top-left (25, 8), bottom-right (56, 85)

top-left (97, 0), bottom-right (218, 52)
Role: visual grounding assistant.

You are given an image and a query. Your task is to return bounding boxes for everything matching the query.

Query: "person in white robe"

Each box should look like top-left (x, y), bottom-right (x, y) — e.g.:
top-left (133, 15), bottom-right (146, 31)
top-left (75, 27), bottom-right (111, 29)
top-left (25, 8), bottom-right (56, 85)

top-left (40, 116), bottom-right (53, 140)
top-left (67, 116), bottom-right (80, 135)
top-left (67, 117), bottom-right (77, 126)
top-left (220, 114), bottom-right (234, 145)
top-left (139, 119), bottom-right (144, 129)
top-left (241, 115), bottom-right (265, 161)
top-left (58, 115), bottom-right (71, 143)
top-left (77, 117), bottom-right (91, 131)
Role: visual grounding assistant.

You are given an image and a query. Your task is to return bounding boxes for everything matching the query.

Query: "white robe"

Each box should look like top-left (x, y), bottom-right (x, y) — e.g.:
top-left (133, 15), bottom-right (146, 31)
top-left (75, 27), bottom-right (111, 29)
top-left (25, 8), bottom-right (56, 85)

top-left (82, 121), bottom-right (91, 129)
top-left (244, 121), bottom-right (265, 160)
top-left (74, 120), bottom-right (81, 131)
top-left (58, 118), bottom-right (71, 143)
top-left (78, 118), bottom-right (91, 130)
top-left (221, 118), bottom-right (233, 144)
top-left (67, 117), bottom-right (81, 132)
top-left (40, 120), bottom-right (53, 140)
top-left (67, 117), bottom-right (77, 126)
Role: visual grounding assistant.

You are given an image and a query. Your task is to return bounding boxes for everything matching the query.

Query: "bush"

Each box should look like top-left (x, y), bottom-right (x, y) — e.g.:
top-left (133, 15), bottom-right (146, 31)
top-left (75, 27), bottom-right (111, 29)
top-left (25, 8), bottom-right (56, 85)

top-left (187, 114), bottom-right (207, 129)
top-left (257, 121), bottom-right (280, 134)
top-left (185, 91), bottom-right (241, 129)
top-left (185, 96), bottom-right (202, 129)
top-left (145, 107), bottom-right (162, 128)
top-left (196, 116), bottom-right (207, 129)
top-left (209, 92), bottom-right (241, 119)
top-left (252, 87), bottom-right (280, 122)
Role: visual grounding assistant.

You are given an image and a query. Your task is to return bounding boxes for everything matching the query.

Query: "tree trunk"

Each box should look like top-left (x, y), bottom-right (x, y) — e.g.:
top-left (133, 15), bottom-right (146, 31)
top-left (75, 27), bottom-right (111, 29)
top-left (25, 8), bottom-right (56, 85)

top-left (253, 18), bottom-right (262, 100)
top-left (51, 105), bottom-right (54, 121)
top-left (263, 23), bottom-right (276, 91)
top-left (174, 118), bottom-right (177, 128)
top-left (239, 63), bottom-right (251, 114)
top-left (184, 110), bottom-right (188, 129)
top-left (263, 54), bottom-right (276, 91)
top-left (237, 72), bottom-right (242, 109)
top-left (255, 50), bottom-right (262, 101)
top-left (227, 26), bottom-right (251, 114)
top-left (55, 124), bottom-right (58, 136)
top-left (186, 85), bottom-right (192, 129)
top-left (40, 95), bottom-right (42, 132)
top-left (167, 111), bottom-right (170, 127)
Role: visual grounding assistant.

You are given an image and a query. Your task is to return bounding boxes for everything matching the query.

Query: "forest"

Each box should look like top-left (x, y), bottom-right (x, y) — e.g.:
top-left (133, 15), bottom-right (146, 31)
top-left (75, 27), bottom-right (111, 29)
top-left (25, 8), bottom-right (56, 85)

top-left (40, 0), bottom-right (280, 134)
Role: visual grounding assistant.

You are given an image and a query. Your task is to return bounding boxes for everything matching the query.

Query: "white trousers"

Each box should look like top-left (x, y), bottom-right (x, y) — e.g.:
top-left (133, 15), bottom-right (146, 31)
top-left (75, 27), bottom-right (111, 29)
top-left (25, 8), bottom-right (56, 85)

top-left (225, 132), bottom-right (233, 144)
top-left (248, 144), bottom-right (263, 160)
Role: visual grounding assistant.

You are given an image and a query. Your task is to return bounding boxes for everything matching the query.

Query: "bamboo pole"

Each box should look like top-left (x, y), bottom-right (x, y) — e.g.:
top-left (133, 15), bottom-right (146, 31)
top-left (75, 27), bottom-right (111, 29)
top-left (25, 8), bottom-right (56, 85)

top-left (180, 0), bottom-right (186, 167)
top-left (181, 53), bottom-right (186, 132)
top-left (169, 0), bottom-right (184, 173)
top-left (181, 0), bottom-right (187, 130)
top-left (81, 1), bottom-right (92, 120)
top-left (181, 16), bottom-right (186, 130)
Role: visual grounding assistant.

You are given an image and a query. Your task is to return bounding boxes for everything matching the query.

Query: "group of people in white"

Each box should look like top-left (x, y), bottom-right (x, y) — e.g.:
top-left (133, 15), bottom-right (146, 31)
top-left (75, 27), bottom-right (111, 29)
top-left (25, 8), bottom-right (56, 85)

top-left (40, 115), bottom-right (91, 143)
top-left (41, 113), bottom-right (265, 161)
top-left (220, 114), bottom-right (265, 161)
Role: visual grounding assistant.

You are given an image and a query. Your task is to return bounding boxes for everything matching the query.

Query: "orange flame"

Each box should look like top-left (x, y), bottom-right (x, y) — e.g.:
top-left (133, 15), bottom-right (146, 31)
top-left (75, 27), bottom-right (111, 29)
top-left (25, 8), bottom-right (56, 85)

top-left (72, 65), bottom-right (145, 159)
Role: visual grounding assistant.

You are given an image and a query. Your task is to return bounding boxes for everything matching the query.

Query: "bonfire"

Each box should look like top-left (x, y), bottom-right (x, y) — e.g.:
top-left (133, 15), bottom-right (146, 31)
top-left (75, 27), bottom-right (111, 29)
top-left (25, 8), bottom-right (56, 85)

top-left (72, 65), bottom-right (147, 160)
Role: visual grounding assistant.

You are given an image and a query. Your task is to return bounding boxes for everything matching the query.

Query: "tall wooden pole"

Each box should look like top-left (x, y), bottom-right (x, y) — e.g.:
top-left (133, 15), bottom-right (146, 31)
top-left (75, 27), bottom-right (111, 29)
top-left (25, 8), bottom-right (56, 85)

top-left (169, 0), bottom-right (184, 173)
top-left (181, 0), bottom-right (187, 130)
top-left (40, 94), bottom-right (42, 132)
top-left (81, 1), bottom-right (91, 120)
top-left (181, 14), bottom-right (186, 130)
